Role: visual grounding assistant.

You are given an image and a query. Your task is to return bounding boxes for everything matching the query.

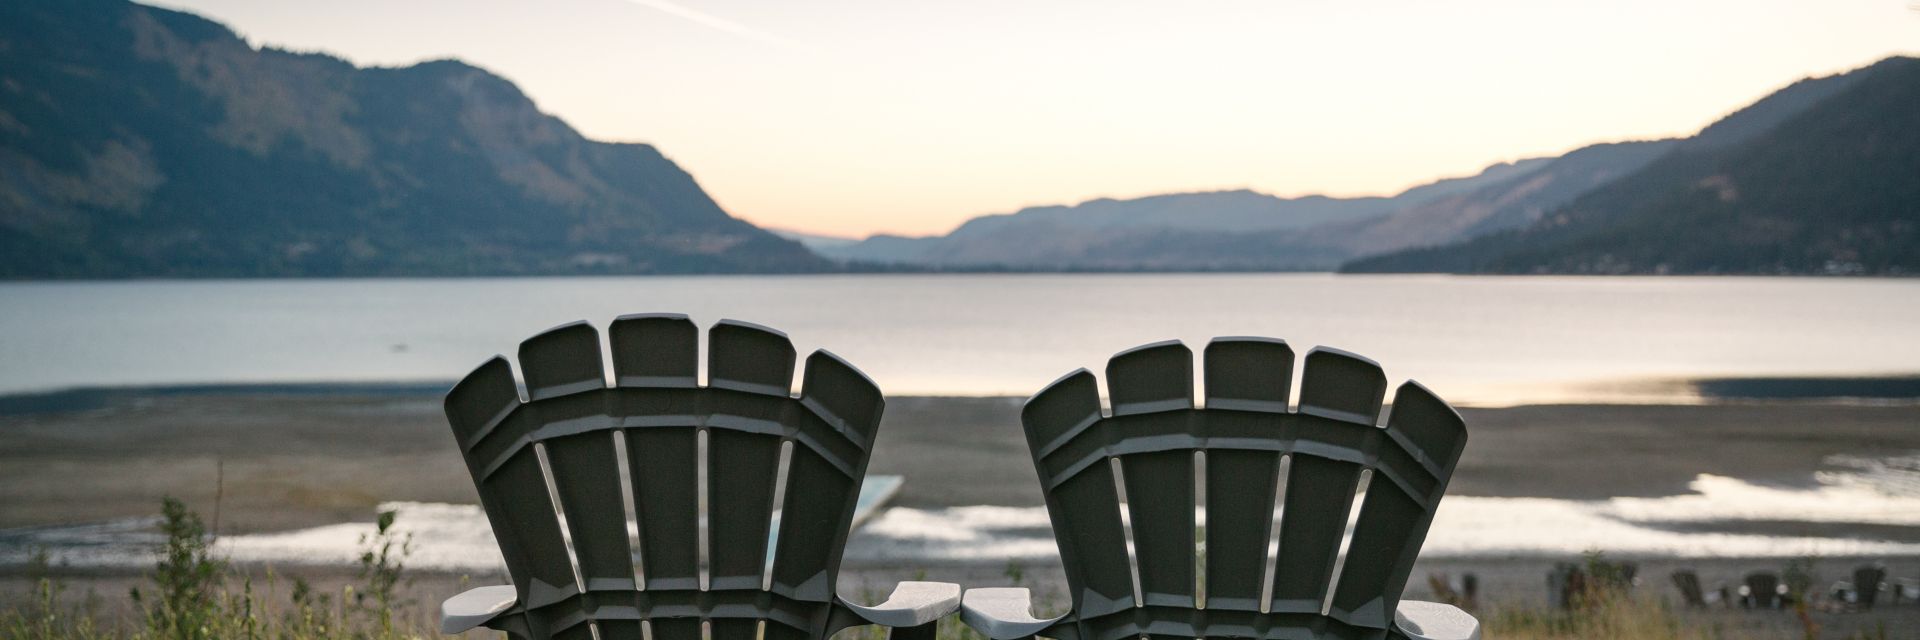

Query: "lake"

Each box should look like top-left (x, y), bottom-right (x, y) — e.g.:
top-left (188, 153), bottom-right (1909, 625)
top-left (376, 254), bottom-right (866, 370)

top-left (2, 274), bottom-right (1918, 405)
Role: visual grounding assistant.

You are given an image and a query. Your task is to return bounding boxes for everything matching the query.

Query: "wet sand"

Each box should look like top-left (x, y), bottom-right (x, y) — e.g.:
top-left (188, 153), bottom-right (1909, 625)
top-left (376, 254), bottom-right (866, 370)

top-left (3, 390), bottom-right (1919, 530)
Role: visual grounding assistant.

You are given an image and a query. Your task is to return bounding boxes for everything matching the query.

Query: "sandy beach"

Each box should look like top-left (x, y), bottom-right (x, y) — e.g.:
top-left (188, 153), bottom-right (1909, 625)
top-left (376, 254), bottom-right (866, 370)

top-left (6, 390), bottom-right (1917, 529)
top-left (4, 388), bottom-right (1919, 636)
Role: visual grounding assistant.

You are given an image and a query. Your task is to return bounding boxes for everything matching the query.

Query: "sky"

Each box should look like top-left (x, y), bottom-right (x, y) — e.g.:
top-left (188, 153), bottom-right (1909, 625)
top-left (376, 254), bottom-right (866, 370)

top-left (149, 0), bottom-right (1920, 238)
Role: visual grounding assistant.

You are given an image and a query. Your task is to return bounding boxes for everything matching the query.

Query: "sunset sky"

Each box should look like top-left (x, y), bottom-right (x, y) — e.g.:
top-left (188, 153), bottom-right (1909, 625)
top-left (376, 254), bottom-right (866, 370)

top-left (151, 0), bottom-right (1920, 238)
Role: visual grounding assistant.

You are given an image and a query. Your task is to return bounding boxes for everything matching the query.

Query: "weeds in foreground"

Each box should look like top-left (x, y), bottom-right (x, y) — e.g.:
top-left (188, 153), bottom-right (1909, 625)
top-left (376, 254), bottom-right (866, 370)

top-left (5, 549), bottom-right (109, 640)
top-left (128, 498), bottom-right (226, 639)
top-left (8, 514), bottom-right (1908, 640)
top-left (1488, 552), bottom-right (1701, 639)
top-left (3, 497), bottom-right (430, 639)
top-left (354, 510), bottom-right (416, 636)
top-left (1487, 592), bottom-right (1720, 640)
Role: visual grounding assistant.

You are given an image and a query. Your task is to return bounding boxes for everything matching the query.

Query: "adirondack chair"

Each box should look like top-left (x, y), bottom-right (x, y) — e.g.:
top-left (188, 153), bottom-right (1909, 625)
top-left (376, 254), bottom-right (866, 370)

top-left (1549, 559), bottom-right (1634, 609)
top-left (1831, 564), bottom-right (1887, 610)
top-left (1895, 576), bottom-right (1920, 605)
top-left (1423, 573), bottom-right (1475, 611)
top-left (438, 315), bottom-right (960, 640)
top-left (1670, 569), bottom-right (1726, 608)
top-left (1740, 572), bottom-right (1785, 609)
top-left (1855, 564), bottom-right (1886, 609)
top-left (961, 339), bottom-right (1479, 640)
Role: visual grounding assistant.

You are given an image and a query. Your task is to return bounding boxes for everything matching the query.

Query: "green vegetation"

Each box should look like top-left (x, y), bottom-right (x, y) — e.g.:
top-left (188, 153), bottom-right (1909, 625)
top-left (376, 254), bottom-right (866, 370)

top-left (3, 498), bottom-right (438, 639)
top-left (3, 506), bottom-right (1906, 639)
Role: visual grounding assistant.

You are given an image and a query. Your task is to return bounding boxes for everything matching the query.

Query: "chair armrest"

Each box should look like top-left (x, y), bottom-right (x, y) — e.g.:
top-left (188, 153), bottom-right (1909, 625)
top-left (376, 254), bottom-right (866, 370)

top-left (961, 588), bottom-right (1070, 640)
top-left (839, 581), bottom-right (962, 628)
top-left (1394, 600), bottom-right (1480, 640)
top-left (441, 584), bottom-right (518, 634)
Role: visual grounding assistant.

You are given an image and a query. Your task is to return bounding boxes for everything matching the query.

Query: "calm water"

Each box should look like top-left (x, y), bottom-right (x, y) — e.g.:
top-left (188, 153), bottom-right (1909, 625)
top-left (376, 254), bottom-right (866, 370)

top-left (2, 274), bottom-right (1917, 405)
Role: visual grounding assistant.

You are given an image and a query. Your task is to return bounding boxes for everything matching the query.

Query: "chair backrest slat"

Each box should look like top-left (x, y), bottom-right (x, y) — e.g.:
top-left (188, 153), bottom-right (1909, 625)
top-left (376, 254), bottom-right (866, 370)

top-left (521, 324), bottom-right (641, 598)
top-left (1120, 450), bottom-right (1194, 607)
top-left (1108, 342), bottom-right (1198, 608)
top-left (710, 320), bottom-right (798, 395)
top-left (1024, 371), bottom-right (1137, 619)
top-left (1267, 349), bottom-right (1382, 615)
top-left (610, 314), bottom-right (699, 387)
top-left (768, 352), bottom-right (885, 602)
top-left (769, 443), bottom-right (854, 601)
top-left (610, 315), bottom-right (702, 594)
top-left (455, 376), bottom-right (576, 611)
top-left (544, 433), bottom-right (634, 591)
top-left (705, 322), bottom-right (795, 593)
top-left (627, 426), bottom-right (701, 592)
top-left (445, 358), bottom-right (530, 579)
top-left (708, 428), bottom-right (784, 589)
top-left (1328, 382), bottom-right (1468, 626)
top-left (480, 451), bottom-right (576, 611)
top-left (1267, 454), bottom-right (1364, 615)
top-left (1199, 339), bottom-right (1293, 612)
top-left (710, 618), bottom-right (761, 640)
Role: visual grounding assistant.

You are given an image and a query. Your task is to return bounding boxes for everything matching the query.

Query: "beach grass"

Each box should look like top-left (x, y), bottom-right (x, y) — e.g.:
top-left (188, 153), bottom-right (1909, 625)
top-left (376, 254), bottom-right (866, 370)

top-left (1482, 582), bottom-right (1723, 640)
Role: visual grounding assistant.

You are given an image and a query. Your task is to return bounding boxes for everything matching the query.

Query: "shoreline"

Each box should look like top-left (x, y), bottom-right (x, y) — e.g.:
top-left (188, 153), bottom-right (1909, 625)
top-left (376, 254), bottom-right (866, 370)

top-left (9, 272), bottom-right (1920, 282)
top-left (4, 372), bottom-right (1920, 416)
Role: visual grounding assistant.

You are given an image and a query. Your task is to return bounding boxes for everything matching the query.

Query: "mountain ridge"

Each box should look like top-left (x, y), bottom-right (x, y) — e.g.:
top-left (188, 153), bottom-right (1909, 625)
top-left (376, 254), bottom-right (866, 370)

top-left (1343, 56), bottom-right (1919, 275)
top-left (819, 158), bottom-right (1555, 269)
top-left (822, 57), bottom-right (1905, 273)
top-left (0, 0), bottom-right (826, 278)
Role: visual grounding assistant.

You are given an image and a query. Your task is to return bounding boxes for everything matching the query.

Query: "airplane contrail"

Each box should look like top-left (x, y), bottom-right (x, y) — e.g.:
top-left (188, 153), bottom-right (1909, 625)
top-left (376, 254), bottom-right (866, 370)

top-left (618, 0), bottom-right (809, 50)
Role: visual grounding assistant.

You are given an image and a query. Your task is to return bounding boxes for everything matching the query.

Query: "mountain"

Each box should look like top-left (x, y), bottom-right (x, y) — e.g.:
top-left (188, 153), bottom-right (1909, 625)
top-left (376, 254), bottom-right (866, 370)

top-left (1343, 57), bottom-right (1917, 275)
top-left (768, 228), bottom-right (860, 252)
top-left (1295, 139), bottom-right (1677, 257)
top-left (825, 58), bottom-right (1885, 273)
top-left (820, 159), bottom-right (1552, 269)
top-left (0, 0), bottom-right (826, 278)
top-left (824, 190), bottom-right (1390, 268)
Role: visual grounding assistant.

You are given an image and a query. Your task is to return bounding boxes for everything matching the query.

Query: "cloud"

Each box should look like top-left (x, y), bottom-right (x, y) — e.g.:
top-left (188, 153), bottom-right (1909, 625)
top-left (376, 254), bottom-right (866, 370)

top-left (617, 0), bottom-right (809, 50)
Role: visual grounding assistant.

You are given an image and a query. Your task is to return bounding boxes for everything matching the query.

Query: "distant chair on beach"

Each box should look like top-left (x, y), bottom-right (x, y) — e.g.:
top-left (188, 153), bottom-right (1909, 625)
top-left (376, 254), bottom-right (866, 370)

top-left (1427, 572), bottom-right (1478, 610)
top-left (437, 315), bottom-right (959, 640)
top-left (1830, 564), bottom-right (1888, 610)
top-left (1670, 569), bottom-right (1727, 608)
top-left (960, 339), bottom-right (1480, 640)
top-left (1548, 559), bottom-right (1635, 610)
top-left (1740, 571), bottom-right (1787, 610)
top-left (1895, 575), bottom-right (1920, 606)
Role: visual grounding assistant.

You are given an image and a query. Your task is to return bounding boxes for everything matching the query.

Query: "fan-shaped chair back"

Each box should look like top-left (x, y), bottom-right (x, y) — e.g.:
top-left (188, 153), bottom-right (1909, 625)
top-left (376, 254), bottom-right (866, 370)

top-left (1021, 339), bottom-right (1468, 640)
top-left (445, 315), bottom-right (885, 640)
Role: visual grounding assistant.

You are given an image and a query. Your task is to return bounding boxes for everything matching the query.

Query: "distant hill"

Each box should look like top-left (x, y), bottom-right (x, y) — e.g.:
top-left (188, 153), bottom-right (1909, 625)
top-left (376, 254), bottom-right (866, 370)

top-left (1295, 140), bottom-right (1677, 258)
top-left (769, 228), bottom-right (860, 252)
top-left (820, 160), bottom-right (1552, 270)
top-left (1344, 57), bottom-right (1917, 275)
top-left (823, 59), bottom-right (1891, 273)
top-left (0, 0), bottom-right (826, 278)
